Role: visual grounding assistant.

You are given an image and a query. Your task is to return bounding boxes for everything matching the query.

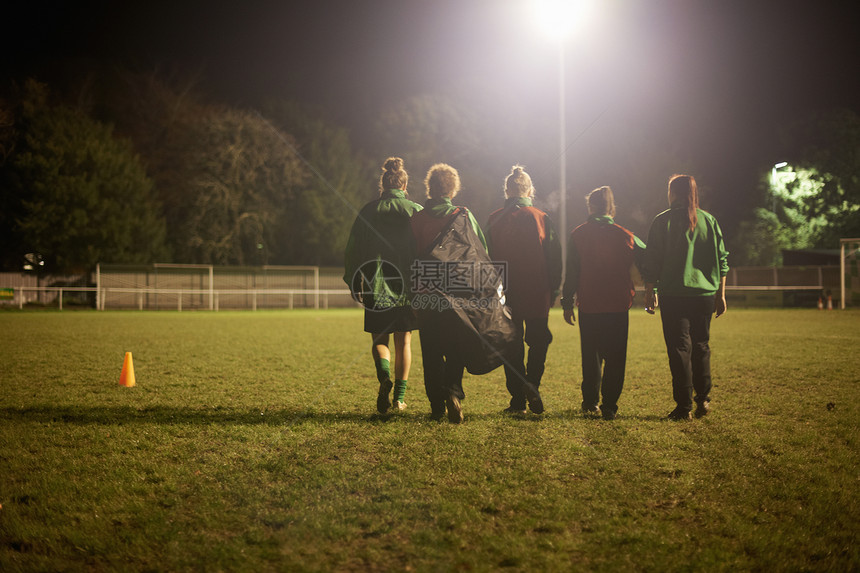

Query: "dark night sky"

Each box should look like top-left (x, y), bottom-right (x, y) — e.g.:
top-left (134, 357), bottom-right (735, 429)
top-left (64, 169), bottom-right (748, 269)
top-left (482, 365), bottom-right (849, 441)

top-left (4, 0), bottom-right (859, 229)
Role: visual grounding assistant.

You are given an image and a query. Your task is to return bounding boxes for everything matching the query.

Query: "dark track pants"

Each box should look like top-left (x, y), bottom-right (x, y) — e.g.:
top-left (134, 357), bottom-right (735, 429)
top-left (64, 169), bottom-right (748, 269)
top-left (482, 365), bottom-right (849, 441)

top-left (418, 311), bottom-right (465, 412)
top-left (504, 316), bottom-right (553, 410)
top-left (659, 295), bottom-right (715, 412)
top-left (578, 311), bottom-right (629, 416)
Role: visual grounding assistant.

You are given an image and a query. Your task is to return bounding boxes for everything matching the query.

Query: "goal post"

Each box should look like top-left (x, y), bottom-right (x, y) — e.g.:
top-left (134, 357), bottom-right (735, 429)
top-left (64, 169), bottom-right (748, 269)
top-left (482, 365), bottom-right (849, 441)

top-left (840, 238), bottom-right (860, 309)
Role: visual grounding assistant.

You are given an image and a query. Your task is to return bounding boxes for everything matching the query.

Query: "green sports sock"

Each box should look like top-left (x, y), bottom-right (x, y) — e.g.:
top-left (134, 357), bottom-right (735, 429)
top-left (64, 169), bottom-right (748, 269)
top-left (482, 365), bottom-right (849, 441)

top-left (393, 379), bottom-right (407, 402)
top-left (375, 358), bottom-right (391, 383)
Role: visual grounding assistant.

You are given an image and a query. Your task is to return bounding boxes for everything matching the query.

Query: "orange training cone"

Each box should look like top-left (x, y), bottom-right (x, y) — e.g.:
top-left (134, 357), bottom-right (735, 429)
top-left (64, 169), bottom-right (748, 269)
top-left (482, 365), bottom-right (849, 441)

top-left (827, 295), bottom-right (833, 310)
top-left (119, 352), bottom-right (136, 387)
top-left (817, 296), bottom-right (824, 310)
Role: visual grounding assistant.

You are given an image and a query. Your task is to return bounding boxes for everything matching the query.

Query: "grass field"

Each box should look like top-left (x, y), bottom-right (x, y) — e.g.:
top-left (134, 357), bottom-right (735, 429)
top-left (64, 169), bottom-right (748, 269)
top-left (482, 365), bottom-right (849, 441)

top-left (1, 308), bottom-right (858, 572)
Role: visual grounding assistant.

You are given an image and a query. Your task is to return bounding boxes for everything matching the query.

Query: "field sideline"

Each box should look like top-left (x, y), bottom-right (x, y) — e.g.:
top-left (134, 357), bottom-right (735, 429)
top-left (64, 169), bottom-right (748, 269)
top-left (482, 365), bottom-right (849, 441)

top-left (1, 308), bottom-right (858, 571)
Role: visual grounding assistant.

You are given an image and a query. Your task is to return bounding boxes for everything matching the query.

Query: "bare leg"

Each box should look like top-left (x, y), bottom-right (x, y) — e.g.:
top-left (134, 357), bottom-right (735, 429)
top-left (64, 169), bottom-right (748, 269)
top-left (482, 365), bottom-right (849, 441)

top-left (372, 332), bottom-right (391, 366)
top-left (392, 331), bottom-right (412, 409)
top-left (393, 331), bottom-right (411, 381)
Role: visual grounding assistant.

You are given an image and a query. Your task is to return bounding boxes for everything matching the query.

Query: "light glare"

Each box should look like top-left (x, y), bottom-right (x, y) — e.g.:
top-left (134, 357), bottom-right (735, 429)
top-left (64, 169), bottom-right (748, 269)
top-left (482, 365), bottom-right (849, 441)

top-left (534, 0), bottom-right (590, 42)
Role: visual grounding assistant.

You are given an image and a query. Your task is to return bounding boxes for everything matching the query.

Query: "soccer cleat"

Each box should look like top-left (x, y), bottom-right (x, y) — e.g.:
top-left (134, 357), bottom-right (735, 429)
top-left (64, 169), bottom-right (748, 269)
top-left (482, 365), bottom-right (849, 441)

top-left (666, 408), bottom-right (692, 421)
top-left (601, 410), bottom-right (617, 421)
top-left (376, 379), bottom-right (393, 414)
top-left (430, 404), bottom-right (446, 421)
top-left (446, 395), bottom-right (464, 424)
top-left (582, 405), bottom-right (601, 417)
top-left (522, 383), bottom-right (544, 415)
top-left (694, 400), bottom-right (711, 418)
top-left (503, 406), bottom-right (527, 416)
top-left (393, 400), bottom-right (407, 411)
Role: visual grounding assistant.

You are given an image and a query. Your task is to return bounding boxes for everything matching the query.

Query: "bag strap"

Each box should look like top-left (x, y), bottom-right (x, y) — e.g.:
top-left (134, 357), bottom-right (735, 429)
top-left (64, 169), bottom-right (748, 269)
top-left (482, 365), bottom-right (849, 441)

top-left (420, 207), bottom-right (464, 258)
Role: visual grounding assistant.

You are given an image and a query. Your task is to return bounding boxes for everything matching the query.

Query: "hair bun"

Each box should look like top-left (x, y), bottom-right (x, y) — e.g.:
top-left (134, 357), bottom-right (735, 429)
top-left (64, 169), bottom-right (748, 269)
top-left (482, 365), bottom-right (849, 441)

top-left (383, 157), bottom-right (404, 173)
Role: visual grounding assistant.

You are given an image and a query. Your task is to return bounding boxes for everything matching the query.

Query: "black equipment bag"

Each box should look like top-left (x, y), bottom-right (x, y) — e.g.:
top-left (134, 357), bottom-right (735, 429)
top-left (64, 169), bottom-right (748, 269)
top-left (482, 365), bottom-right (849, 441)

top-left (416, 209), bottom-right (518, 375)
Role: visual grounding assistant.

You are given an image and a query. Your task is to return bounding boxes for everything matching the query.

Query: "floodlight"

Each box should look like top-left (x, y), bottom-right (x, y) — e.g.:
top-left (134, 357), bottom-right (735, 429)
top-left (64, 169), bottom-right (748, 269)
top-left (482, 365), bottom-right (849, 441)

top-left (534, 0), bottom-right (589, 43)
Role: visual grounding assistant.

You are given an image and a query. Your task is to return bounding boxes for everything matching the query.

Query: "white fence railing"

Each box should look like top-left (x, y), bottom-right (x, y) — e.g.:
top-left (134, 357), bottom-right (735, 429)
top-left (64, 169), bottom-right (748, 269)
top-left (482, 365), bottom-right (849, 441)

top-left (5, 286), bottom-right (354, 311)
top-left (2, 284), bottom-right (834, 311)
top-left (0, 263), bottom-right (850, 310)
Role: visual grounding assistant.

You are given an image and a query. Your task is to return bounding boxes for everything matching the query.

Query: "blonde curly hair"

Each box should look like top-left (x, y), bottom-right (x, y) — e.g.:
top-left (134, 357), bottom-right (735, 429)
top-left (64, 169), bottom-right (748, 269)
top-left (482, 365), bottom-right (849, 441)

top-left (424, 163), bottom-right (461, 199)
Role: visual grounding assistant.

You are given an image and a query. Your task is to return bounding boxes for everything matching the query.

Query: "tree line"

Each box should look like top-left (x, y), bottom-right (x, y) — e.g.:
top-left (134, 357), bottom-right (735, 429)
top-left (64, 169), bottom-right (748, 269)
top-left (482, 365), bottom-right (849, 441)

top-left (0, 73), bottom-right (372, 273)
top-left (1, 69), bottom-right (856, 273)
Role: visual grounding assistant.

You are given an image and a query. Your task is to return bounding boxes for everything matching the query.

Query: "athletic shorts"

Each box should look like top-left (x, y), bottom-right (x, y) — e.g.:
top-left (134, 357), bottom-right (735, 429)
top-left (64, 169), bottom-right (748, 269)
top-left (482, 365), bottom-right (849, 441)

top-left (364, 304), bottom-right (418, 334)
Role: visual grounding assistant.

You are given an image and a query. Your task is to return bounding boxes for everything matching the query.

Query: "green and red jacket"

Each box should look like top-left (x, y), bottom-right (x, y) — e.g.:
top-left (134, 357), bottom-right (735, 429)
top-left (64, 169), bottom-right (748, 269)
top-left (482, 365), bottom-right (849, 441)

top-left (410, 197), bottom-right (486, 254)
top-left (486, 197), bottom-right (562, 318)
top-left (562, 215), bottom-right (645, 313)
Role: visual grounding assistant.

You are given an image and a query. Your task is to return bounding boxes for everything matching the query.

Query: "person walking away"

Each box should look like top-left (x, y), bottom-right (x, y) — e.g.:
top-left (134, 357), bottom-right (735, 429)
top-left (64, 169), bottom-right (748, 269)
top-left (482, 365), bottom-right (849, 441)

top-left (561, 186), bottom-right (646, 421)
top-left (410, 163), bottom-right (487, 423)
top-left (486, 165), bottom-right (561, 415)
top-left (643, 174), bottom-right (729, 420)
top-left (344, 157), bottom-right (423, 413)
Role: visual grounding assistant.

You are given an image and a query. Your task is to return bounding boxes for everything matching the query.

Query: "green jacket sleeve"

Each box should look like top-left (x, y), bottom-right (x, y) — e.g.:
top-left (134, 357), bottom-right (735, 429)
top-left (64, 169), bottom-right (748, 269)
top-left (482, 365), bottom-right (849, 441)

top-left (632, 234), bottom-right (653, 291)
top-left (467, 211), bottom-right (488, 253)
top-left (343, 214), bottom-right (364, 291)
top-left (714, 219), bottom-right (729, 277)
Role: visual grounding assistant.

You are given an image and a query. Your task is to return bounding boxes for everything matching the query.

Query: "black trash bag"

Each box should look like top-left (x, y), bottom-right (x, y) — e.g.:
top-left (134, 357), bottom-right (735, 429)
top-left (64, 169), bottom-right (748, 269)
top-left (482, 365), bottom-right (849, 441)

top-left (414, 210), bottom-right (518, 375)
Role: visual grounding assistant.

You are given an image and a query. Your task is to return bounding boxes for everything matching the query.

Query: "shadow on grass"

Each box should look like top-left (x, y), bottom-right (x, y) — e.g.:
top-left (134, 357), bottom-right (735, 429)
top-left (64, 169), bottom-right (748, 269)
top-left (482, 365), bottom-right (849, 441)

top-left (0, 406), bottom-right (676, 427)
top-left (0, 406), bottom-right (385, 427)
top-left (550, 409), bottom-right (671, 422)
